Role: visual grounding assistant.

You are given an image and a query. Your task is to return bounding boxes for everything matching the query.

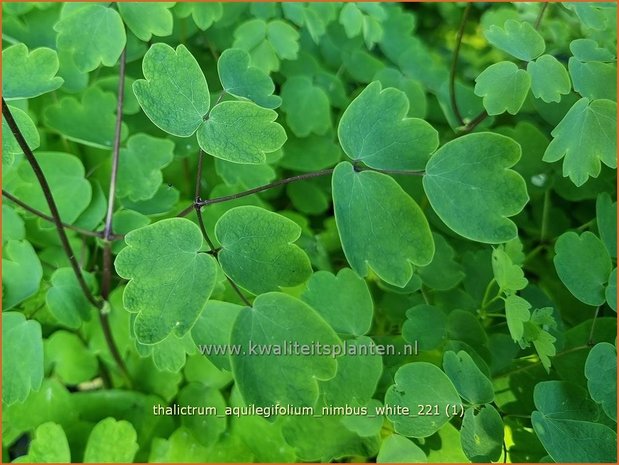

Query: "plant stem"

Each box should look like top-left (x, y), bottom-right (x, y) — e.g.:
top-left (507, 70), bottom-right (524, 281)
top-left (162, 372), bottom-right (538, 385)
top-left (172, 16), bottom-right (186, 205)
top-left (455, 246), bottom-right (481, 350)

top-left (540, 188), bottom-right (551, 242)
top-left (3, 190), bottom-right (102, 237)
top-left (2, 98), bottom-right (101, 309)
top-left (587, 306), bottom-right (600, 346)
top-left (450, 3), bottom-right (471, 127)
top-left (534, 2), bottom-right (549, 30)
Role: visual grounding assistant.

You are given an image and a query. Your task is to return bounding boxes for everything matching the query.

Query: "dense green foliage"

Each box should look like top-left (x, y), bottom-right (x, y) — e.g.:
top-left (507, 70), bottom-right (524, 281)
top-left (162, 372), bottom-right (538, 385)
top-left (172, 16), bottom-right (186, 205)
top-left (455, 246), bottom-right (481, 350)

top-left (1, 2), bottom-right (617, 463)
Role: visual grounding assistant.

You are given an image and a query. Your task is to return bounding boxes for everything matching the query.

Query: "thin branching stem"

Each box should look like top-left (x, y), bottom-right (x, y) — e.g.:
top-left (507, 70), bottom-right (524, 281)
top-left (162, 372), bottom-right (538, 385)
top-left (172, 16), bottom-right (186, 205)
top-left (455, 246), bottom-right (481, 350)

top-left (535, 2), bottom-right (549, 30)
top-left (450, 3), bottom-right (471, 127)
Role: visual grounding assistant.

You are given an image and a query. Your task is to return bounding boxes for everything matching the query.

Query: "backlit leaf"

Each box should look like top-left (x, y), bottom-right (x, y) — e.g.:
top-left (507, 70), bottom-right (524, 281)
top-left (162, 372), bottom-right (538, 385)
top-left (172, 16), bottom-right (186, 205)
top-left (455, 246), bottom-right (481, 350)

top-left (83, 418), bottom-right (139, 463)
top-left (20, 422), bottom-right (71, 463)
top-left (492, 245), bottom-right (528, 293)
top-left (505, 294), bottom-right (531, 342)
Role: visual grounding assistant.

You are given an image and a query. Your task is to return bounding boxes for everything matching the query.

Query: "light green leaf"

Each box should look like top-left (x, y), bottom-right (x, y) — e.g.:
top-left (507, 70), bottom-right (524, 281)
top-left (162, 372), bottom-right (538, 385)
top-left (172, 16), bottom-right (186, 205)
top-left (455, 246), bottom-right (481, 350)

top-left (198, 101), bottom-right (287, 164)
top-left (179, 383), bottom-right (227, 447)
top-left (570, 39), bottom-right (615, 62)
top-left (460, 405), bottom-right (504, 463)
top-left (340, 3), bottom-right (363, 38)
top-left (110, 209), bottom-right (151, 255)
top-left (43, 87), bottom-right (129, 149)
top-left (20, 422), bottom-right (71, 463)
top-left (484, 19), bottom-right (545, 61)
top-left (279, 133), bottom-right (342, 172)
top-left (474, 61), bottom-right (530, 115)
top-left (54, 4), bottom-right (126, 72)
top-left (376, 434), bottom-right (427, 463)
top-left (585, 342), bottom-right (617, 421)
top-left (338, 81), bottom-right (438, 170)
top-left (218, 48), bottom-right (281, 109)
top-left (543, 98), bottom-right (617, 187)
top-left (403, 304), bottom-right (447, 350)
top-left (2, 44), bottom-right (63, 99)
top-left (14, 152), bottom-right (91, 223)
top-left (175, 2), bottom-right (223, 30)
top-left (281, 75), bottom-right (331, 137)
top-left (443, 350), bottom-right (494, 404)
top-left (505, 294), bottom-right (531, 342)
top-left (2, 240), bottom-right (43, 310)
top-left (2, 205), bottom-right (25, 244)
top-left (46, 268), bottom-right (96, 329)
top-left (2, 312), bottom-right (43, 406)
top-left (569, 58), bottom-right (617, 101)
top-left (83, 418), bottom-right (139, 463)
top-left (114, 218), bottom-right (218, 344)
top-left (2, 105), bottom-right (40, 167)
top-left (215, 206), bottom-right (312, 294)
top-left (116, 133), bottom-right (175, 202)
top-left (267, 20), bottom-right (300, 60)
top-left (133, 43), bottom-right (210, 137)
top-left (385, 362), bottom-right (460, 438)
top-left (135, 329), bottom-right (196, 373)
top-left (596, 193), bottom-right (617, 258)
top-left (301, 268), bottom-right (373, 336)
top-left (554, 231), bottom-right (612, 306)
top-left (527, 55), bottom-right (571, 103)
top-left (423, 133), bottom-right (528, 243)
top-left (118, 2), bottom-right (175, 42)
top-left (492, 245), bottom-right (528, 293)
top-left (332, 161), bottom-right (434, 287)
top-left (45, 330), bottom-right (98, 385)
top-left (417, 233), bottom-right (465, 291)
top-left (231, 292), bottom-right (340, 408)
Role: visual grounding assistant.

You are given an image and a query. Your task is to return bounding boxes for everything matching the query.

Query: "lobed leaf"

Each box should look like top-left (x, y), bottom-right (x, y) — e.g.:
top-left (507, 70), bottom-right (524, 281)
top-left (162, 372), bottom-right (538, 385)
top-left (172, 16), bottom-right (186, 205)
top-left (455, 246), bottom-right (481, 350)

top-left (2, 44), bottom-right (63, 99)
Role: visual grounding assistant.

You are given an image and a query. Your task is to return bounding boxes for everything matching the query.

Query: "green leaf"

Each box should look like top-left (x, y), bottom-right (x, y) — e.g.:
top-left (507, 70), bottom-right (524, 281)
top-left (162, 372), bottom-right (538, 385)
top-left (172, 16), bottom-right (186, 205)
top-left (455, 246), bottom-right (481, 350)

top-left (569, 58), bottom-right (617, 101)
top-left (332, 161), bottom-right (434, 287)
top-left (279, 133), bottom-right (342, 172)
top-left (527, 55), bottom-right (571, 103)
top-left (231, 292), bottom-right (339, 408)
top-left (417, 233), bottom-right (465, 291)
top-left (2, 240), bottom-right (43, 310)
top-left (2, 205), bottom-right (25, 244)
top-left (460, 405), bottom-right (504, 463)
top-left (484, 19), bottom-right (545, 61)
top-left (596, 193), bottom-right (617, 258)
top-left (218, 48), bottom-right (282, 109)
top-left (2, 312), bottom-right (43, 406)
top-left (43, 87), bottom-right (129, 149)
top-left (46, 267), bottom-right (96, 329)
top-left (585, 342), bottom-right (617, 421)
top-left (443, 350), bottom-right (494, 404)
top-left (14, 151), bottom-right (91, 223)
top-left (116, 133), bottom-right (175, 202)
top-left (403, 304), bottom-right (447, 350)
top-left (504, 294), bottom-right (531, 342)
top-left (569, 38), bottom-right (615, 62)
top-left (423, 133), bottom-right (528, 244)
top-left (554, 231), bottom-right (612, 306)
top-left (281, 75), bottom-right (331, 137)
top-left (20, 422), bottom-right (71, 463)
top-left (83, 418), bottom-right (139, 463)
top-left (135, 330), bottom-right (196, 373)
top-left (2, 105), bottom-right (39, 168)
top-left (474, 61), bottom-right (531, 115)
top-left (2, 44), bottom-right (63, 99)
top-left (301, 268), bottom-right (373, 336)
top-left (376, 434), bottom-right (427, 463)
top-left (543, 98), bottom-right (617, 187)
top-left (175, 2), bottom-right (223, 30)
top-left (338, 81), bottom-right (438, 170)
top-left (179, 383), bottom-right (227, 447)
top-left (215, 206), bottom-right (312, 294)
top-left (54, 4), bottom-right (126, 72)
top-left (606, 268), bottom-right (617, 312)
top-left (45, 330), bottom-right (98, 385)
top-left (492, 245), bottom-right (528, 293)
top-left (198, 101), bottom-right (287, 164)
top-left (385, 362), bottom-right (460, 438)
top-left (215, 158), bottom-right (276, 189)
top-left (133, 43), bottom-right (210, 137)
top-left (114, 218), bottom-right (218, 344)
top-left (117, 2), bottom-right (175, 42)
top-left (339, 3), bottom-right (363, 38)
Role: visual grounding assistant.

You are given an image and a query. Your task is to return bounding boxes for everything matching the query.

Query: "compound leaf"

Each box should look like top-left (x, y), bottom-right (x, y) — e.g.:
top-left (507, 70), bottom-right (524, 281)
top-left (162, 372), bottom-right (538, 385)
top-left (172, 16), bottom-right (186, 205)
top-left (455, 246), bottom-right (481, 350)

top-left (554, 231), bottom-right (612, 306)
top-left (543, 98), bottom-right (617, 187)
top-left (83, 418), bottom-right (139, 463)
top-left (2, 312), bottom-right (43, 406)
top-left (423, 133), bottom-right (528, 243)
top-left (197, 101), bottom-right (287, 164)
top-left (2, 105), bottom-right (40, 167)
top-left (116, 133), bottom-right (175, 202)
top-left (385, 362), bottom-right (460, 438)
top-left (2, 44), bottom-right (63, 99)
top-left (231, 292), bottom-right (339, 408)
top-left (117, 2), bottom-right (175, 42)
top-left (484, 19), bottom-right (545, 61)
top-left (54, 4), bottom-right (126, 73)
top-left (302, 268), bottom-right (373, 336)
top-left (133, 43), bottom-right (210, 137)
top-left (114, 218), bottom-right (218, 344)
top-left (474, 61), bottom-right (530, 115)
top-left (281, 75), bottom-right (331, 137)
top-left (461, 405), bottom-right (504, 463)
top-left (332, 161), bottom-right (434, 287)
top-left (218, 48), bottom-right (281, 109)
top-left (215, 206), bottom-right (312, 294)
top-left (338, 81), bottom-right (438, 170)
top-left (585, 342), bottom-right (617, 421)
top-left (527, 55), bottom-right (571, 103)
top-left (505, 295), bottom-right (531, 342)
top-left (492, 246), bottom-right (528, 293)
